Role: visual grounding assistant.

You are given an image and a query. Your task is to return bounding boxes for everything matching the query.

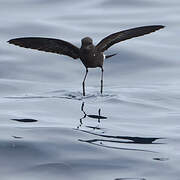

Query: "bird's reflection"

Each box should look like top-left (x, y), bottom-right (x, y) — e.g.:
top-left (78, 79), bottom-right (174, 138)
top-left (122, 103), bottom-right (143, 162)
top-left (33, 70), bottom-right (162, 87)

top-left (76, 102), bottom-right (165, 153)
top-left (77, 102), bottom-right (107, 130)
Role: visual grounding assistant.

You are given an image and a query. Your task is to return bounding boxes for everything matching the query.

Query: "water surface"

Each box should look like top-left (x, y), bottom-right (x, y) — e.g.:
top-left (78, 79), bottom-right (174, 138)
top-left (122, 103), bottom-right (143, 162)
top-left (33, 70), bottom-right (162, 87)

top-left (0, 0), bottom-right (180, 180)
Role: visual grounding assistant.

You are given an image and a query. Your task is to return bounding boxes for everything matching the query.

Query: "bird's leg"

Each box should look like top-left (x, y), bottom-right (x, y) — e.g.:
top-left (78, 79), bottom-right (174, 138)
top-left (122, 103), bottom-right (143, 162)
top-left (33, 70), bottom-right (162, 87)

top-left (77, 102), bottom-right (86, 129)
top-left (100, 67), bottom-right (104, 94)
top-left (82, 68), bottom-right (88, 96)
top-left (98, 108), bottom-right (101, 123)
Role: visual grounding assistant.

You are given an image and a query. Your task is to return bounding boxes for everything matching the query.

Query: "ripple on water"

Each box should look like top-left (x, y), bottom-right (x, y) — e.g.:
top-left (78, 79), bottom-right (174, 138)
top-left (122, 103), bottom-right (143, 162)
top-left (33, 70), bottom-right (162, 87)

top-left (114, 178), bottom-right (146, 180)
top-left (4, 89), bottom-right (117, 101)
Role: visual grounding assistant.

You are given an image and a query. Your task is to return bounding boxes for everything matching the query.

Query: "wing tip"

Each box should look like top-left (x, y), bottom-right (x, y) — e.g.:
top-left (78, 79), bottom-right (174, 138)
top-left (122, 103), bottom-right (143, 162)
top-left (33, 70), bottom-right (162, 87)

top-left (141, 25), bottom-right (165, 34)
top-left (7, 39), bottom-right (16, 45)
top-left (157, 25), bottom-right (165, 29)
top-left (140, 25), bottom-right (165, 31)
top-left (150, 25), bottom-right (165, 31)
top-left (7, 39), bottom-right (12, 44)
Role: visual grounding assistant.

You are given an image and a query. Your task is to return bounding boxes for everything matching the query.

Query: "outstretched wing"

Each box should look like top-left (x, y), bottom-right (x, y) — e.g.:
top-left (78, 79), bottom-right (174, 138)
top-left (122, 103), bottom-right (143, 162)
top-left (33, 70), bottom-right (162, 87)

top-left (8, 37), bottom-right (80, 59)
top-left (96, 25), bottom-right (164, 52)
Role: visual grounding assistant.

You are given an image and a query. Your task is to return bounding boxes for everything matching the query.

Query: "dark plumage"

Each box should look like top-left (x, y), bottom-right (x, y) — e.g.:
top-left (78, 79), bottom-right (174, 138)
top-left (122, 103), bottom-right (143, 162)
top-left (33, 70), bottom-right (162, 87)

top-left (8, 37), bottom-right (80, 59)
top-left (8, 25), bottom-right (164, 96)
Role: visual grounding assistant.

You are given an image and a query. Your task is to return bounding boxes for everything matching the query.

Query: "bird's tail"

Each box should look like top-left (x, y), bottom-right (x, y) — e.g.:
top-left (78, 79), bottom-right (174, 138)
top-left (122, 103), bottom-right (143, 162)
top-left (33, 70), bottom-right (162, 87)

top-left (105, 53), bottom-right (117, 59)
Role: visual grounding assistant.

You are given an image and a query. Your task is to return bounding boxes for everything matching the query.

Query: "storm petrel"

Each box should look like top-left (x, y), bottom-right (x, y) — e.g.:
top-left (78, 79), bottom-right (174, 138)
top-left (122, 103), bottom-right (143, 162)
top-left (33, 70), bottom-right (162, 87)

top-left (8, 25), bottom-right (164, 96)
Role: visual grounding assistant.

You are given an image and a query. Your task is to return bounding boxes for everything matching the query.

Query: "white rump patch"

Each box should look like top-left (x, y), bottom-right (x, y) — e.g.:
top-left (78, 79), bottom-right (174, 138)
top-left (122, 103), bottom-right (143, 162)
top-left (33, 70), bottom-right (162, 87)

top-left (103, 54), bottom-right (106, 60)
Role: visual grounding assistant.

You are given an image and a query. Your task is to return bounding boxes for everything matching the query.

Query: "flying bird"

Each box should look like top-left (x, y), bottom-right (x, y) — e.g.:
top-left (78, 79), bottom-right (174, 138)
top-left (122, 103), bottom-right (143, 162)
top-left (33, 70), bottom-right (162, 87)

top-left (8, 25), bottom-right (164, 96)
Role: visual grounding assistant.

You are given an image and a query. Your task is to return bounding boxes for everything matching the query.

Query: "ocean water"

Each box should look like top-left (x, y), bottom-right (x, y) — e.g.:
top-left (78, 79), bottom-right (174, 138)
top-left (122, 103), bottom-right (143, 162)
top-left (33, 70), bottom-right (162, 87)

top-left (0, 0), bottom-right (180, 180)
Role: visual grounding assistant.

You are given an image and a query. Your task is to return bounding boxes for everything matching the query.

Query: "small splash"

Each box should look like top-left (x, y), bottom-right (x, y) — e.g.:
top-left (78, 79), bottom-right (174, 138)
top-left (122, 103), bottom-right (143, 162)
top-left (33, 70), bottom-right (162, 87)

top-left (5, 89), bottom-right (116, 101)
top-left (51, 90), bottom-right (116, 100)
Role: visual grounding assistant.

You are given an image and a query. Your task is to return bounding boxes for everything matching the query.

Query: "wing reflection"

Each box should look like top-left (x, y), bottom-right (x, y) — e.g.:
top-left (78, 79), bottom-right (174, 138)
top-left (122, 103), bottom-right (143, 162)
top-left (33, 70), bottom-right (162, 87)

top-left (76, 102), bottom-right (165, 152)
top-left (11, 118), bottom-right (38, 123)
top-left (78, 129), bottom-right (163, 144)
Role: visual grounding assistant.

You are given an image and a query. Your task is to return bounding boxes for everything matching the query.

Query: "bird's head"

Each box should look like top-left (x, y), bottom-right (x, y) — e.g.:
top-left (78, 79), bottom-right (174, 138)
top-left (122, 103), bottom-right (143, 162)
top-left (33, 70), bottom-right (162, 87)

top-left (81, 37), bottom-right (93, 46)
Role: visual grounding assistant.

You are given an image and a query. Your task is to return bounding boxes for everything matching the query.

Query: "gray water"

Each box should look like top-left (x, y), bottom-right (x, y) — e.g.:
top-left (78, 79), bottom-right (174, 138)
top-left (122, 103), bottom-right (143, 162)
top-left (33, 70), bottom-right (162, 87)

top-left (0, 0), bottom-right (180, 180)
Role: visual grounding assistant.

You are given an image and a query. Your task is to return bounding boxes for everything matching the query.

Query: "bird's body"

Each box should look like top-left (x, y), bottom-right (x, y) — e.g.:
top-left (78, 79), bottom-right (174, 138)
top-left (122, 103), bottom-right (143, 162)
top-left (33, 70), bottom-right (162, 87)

top-left (80, 37), bottom-right (104, 68)
top-left (8, 25), bottom-right (164, 96)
